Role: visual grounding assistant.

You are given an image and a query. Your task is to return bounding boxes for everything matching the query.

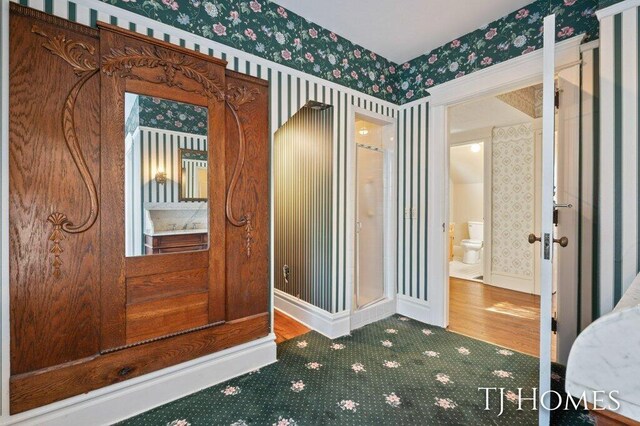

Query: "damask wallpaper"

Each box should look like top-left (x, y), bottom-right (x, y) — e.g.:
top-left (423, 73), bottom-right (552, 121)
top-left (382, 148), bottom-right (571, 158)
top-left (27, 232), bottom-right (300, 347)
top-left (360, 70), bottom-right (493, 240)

top-left (491, 123), bottom-right (535, 279)
top-left (396, 0), bottom-right (599, 102)
top-left (102, 0), bottom-right (399, 103)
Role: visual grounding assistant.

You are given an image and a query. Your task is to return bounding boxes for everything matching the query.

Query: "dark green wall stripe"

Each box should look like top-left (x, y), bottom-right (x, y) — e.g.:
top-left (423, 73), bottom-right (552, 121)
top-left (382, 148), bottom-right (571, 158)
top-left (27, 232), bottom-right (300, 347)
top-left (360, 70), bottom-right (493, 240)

top-left (613, 13), bottom-right (623, 304)
top-left (90, 9), bottom-right (97, 28)
top-left (410, 107), bottom-right (415, 297)
top-left (424, 102), bottom-right (429, 301)
top-left (68, 2), bottom-right (76, 21)
top-left (402, 108), bottom-right (407, 296)
top-left (592, 47), bottom-right (600, 320)
top-left (396, 114), bottom-right (401, 293)
top-left (637, 8), bottom-right (640, 274)
top-left (417, 104), bottom-right (422, 299)
top-left (338, 91), bottom-right (346, 312)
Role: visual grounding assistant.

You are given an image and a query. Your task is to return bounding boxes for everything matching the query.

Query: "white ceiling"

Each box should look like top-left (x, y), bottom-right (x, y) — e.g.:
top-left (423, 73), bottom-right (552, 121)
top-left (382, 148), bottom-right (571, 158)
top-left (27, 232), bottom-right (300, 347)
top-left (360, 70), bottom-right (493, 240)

top-left (273, 0), bottom-right (533, 64)
top-left (449, 96), bottom-right (532, 134)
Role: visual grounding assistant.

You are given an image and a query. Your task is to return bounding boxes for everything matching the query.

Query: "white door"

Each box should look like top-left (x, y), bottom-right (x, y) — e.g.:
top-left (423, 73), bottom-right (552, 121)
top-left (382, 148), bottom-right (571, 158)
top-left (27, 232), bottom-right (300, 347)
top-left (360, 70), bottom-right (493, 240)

top-left (535, 14), bottom-right (563, 425)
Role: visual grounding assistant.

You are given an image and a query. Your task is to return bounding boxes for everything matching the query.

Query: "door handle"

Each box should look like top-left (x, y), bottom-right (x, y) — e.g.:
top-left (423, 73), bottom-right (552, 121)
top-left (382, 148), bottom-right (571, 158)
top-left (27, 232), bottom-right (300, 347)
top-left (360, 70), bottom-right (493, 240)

top-left (554, 236), bottom-right (569, 247)
top-left (528, 233), bottom-right (568, 247)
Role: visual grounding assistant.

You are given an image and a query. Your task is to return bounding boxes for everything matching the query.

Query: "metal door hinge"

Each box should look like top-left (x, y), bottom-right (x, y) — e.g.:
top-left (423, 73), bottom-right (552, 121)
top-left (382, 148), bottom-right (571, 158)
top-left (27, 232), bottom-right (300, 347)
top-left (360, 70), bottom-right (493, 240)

top-left (551, 316), bottom-right (558, 334)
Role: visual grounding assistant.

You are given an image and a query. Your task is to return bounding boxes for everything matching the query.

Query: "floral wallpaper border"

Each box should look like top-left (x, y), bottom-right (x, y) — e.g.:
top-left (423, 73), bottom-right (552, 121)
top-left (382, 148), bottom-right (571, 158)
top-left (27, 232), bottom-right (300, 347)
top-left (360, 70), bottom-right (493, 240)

top-left (395, 0), bottom-right (599, 103)
top-left (104, 0), bottom-right (600, 106)
top-left (102, 0), bottom-right (400, 103)
top-left (138, 95), bottom-right (208, 135)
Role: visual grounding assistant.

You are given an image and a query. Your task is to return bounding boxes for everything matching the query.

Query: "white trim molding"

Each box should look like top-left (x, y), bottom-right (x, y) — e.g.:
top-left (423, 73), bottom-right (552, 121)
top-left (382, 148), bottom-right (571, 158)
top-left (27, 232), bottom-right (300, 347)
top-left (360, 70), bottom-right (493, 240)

top-left (596, 0), bottom-right (640, 20)
top-left (0, 335), bottom-right (276, 426)
top-left (274, 289), bottom-right (350, 339)
top-left (396, 294), bottom-right (434, 324)
top-left (428, 35), bottom-right (585, 107)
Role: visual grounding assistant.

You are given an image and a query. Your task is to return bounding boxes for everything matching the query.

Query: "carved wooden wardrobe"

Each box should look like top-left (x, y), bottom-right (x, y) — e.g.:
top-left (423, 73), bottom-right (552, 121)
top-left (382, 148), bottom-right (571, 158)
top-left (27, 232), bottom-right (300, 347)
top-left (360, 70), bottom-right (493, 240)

top-left (8, 4), bottom-right (270, 413)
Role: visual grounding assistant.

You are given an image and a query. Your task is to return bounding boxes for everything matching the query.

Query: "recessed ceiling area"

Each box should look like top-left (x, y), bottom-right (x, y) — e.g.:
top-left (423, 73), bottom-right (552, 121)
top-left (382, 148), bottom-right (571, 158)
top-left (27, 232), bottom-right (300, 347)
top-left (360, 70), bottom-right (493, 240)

top-left (449, 96), bottom-right (532, 135)
top-left (273, 0), bottom-right (533, 64)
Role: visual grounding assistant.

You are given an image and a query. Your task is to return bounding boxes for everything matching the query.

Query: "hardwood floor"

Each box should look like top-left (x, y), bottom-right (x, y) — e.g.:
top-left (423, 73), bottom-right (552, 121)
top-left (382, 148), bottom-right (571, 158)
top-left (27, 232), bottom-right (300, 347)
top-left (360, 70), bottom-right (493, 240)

top-left (448, 277), bottom-right (549, 357)
top-left (274, 311), bottom-right (310, 344)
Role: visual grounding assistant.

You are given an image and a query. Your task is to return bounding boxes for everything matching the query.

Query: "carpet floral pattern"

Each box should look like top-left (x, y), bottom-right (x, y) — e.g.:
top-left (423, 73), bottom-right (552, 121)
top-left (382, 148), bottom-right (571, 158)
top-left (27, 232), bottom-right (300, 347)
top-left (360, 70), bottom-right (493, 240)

top-left (119, 315), bottom-right (594, 425)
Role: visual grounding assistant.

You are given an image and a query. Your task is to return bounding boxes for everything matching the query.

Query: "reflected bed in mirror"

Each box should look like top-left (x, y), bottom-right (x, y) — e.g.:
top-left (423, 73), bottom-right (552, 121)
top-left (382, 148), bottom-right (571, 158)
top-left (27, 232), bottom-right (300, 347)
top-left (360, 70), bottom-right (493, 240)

top-left (124, 92), bottom-right (209, 257)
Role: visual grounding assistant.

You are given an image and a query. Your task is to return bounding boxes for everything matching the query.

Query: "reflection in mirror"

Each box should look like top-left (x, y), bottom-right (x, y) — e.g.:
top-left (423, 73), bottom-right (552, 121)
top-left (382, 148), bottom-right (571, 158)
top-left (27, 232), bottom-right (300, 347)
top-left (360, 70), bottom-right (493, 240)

top-left (179, 148), bottom-right (208, 201)
top-left (124, 93), bottom-right (209, 257)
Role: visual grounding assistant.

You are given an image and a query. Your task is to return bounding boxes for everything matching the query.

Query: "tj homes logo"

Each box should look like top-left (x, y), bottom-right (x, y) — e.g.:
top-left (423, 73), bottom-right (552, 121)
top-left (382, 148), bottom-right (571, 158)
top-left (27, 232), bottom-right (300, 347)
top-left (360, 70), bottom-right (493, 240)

top-left (479, 387), bottom-right (620, 416)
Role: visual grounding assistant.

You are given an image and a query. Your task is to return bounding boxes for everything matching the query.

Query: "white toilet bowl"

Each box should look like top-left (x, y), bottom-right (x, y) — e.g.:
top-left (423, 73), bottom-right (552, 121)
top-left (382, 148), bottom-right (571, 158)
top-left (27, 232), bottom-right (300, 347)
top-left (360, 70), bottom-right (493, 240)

top-left (461, 221), bottom-right (484, 265)
top-left (461, 239), bottom-right (482, 264)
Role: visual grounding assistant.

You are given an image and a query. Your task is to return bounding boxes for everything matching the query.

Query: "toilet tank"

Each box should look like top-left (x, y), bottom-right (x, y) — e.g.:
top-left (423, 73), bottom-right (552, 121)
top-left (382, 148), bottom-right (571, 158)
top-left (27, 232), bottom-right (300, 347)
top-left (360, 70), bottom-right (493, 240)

top-left (467, 221), bottom-right (484, 241)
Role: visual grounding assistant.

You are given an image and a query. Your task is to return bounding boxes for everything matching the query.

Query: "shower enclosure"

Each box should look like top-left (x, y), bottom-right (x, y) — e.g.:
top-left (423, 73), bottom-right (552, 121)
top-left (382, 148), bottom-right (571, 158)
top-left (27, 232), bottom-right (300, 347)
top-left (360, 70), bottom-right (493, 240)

top-left (355, 140), bottom-right (386, 309)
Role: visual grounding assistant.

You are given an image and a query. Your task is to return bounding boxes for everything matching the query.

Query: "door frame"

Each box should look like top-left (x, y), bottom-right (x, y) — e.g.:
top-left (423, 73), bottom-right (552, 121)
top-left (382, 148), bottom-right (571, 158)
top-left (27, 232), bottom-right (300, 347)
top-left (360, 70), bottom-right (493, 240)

top-left (448, 133), bottom-right (492, 285)
top-left (426, 35), bottom-right (584, 354)
top-left (346, 106), bottom-right (398, 319)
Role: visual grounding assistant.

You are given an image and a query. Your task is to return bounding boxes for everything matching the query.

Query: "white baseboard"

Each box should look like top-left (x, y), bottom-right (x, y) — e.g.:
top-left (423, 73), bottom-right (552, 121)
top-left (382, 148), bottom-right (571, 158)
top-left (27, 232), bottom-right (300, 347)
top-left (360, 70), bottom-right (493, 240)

top-left (396, 295), bottom-right (434, 324)
top-left (350, 298), bottom-right (396, 330)
top-left (274, 289), bottom-right (350, 339)
top-left (1, 334), bottom-right (277, 426)
top-left (490, 273), bottom-right (538, 295)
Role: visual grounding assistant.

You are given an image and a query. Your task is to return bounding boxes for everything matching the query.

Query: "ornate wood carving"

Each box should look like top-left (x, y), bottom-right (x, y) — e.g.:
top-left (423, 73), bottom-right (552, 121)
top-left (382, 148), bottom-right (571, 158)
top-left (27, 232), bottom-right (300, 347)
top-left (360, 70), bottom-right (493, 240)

top-left (225, 84), bottom-right (260, 258)
top-left (32, 25), bottom-right (100, 277)
top-left (101, 46), bottom-right (225, 101)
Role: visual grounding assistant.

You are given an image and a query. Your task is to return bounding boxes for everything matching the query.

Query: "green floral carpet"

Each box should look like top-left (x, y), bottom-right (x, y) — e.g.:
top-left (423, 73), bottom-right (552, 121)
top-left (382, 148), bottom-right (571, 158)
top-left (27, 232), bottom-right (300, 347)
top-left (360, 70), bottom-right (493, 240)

top-left (119, 315), bottom-right (594, 426)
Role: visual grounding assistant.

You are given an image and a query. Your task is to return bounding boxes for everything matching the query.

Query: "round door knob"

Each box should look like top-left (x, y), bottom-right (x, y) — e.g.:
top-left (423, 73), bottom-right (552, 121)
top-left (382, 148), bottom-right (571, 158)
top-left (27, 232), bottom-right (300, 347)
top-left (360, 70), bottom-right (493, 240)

top-left (554, 236), bottom-right (569, 247)
top-left (528, 233), bottom-right (541, 244)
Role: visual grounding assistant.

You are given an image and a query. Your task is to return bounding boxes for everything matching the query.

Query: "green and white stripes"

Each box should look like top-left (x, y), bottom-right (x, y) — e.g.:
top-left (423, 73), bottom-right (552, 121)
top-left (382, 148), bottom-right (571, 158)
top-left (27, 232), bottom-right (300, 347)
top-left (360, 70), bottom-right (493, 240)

top-left (396, 100), bottom-right (429, 301)
top-left (598, 4), bottom-right (640, 314)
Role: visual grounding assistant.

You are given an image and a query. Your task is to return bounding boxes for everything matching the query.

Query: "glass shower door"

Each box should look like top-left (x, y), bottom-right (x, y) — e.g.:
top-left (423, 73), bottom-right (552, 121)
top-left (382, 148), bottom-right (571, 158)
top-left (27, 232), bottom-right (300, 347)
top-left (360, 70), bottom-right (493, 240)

top-left (355, 145), bottom-right (385, 309)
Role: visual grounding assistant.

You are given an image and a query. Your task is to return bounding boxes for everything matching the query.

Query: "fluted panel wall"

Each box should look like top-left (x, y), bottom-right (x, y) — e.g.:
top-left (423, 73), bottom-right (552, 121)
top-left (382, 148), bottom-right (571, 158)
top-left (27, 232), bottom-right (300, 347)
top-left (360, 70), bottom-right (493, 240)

top-left (274, 107), bottom-right (334, 311)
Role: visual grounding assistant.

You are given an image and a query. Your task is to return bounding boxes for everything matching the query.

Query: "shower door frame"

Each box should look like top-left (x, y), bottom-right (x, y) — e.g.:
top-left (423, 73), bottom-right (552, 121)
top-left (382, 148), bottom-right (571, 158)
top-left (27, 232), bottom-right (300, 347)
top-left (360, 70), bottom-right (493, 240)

top-left (346, 107), bottom-right (397, 317)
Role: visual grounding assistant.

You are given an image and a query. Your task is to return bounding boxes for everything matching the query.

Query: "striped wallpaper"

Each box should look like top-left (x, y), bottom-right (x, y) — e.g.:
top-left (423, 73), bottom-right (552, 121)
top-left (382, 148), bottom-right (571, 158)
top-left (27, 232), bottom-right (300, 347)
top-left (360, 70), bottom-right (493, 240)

top-left (396, 100), bottom-right (429, 301)
top-left (274, 106), bottom-right (333, 311)
top-left (598, 1), bottom-right (640, 315)
top-left (19, 0), bottom-right (398, 315)
top-left (140, 127), bottom-right (208, 205)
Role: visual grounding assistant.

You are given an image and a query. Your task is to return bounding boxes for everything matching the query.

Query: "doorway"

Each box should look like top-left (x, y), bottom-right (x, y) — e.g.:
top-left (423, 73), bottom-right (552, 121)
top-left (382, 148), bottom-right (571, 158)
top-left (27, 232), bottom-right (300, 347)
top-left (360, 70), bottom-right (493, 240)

top-left (348, 110), bottom-right (396, 330)
top-left (425, 36), bottom-right (582, 367)
top-left (446, 85), bottom-right (544, 357)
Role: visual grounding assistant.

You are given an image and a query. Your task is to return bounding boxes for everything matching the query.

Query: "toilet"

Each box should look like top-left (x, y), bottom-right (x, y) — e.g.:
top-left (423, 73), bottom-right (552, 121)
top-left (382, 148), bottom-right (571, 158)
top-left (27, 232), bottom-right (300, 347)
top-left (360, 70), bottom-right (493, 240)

top-left (461, 221), bottom-right (483, 264)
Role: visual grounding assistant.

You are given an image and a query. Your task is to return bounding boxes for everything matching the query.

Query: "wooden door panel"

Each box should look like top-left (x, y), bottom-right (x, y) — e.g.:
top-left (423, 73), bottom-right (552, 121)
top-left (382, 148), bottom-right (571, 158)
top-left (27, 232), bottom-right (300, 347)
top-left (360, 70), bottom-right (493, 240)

top-left (99, 23), bottom-right (228, 349)
top-left (9, 5), bottom-right (101, 375)
top-left (225, 71), bottom-right (270, 321)
top-left (126, 267), bottom-right (208, 305)
top-left (126, 292), bottom-right (209, 344)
